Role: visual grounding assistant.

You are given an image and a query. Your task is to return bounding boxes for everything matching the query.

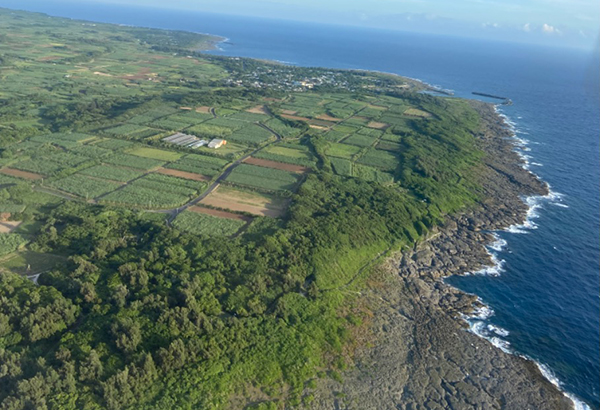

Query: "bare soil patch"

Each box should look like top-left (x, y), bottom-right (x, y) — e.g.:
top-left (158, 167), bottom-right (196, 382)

top-left (367, 121), bottom-right (390, 130)
top-left (244, 157), bottom-right (309, 173)
top-left (246, 105), bottom-right (269, 115)
top-left (0, 221), bottom-right (22, 234)
top-left (196, 106), bottom-right (212, 114)
top-left (156, 168), bottom-right (210, 182)
top-left (200, 186), bottom-right (288, 218)
top-left (179, 106), bottom-right (192, 111)
top-left (189, 205), bottom-right (252, 222)
top-left (93, 71), bottom-right (113, 77)
top-left (281, 110), bottom-right (298, 115)
top-left (0, 168), bottom-right (44, 180)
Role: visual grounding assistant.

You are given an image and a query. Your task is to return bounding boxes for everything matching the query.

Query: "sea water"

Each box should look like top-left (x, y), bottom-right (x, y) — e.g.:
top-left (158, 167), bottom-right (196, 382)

top-left (1, 2), bottom-right (598, 408)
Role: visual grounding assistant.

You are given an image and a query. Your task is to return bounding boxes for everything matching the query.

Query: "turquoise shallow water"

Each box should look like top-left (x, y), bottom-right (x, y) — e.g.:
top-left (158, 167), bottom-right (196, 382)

top-left (2, 2), bottom-right (599, 407)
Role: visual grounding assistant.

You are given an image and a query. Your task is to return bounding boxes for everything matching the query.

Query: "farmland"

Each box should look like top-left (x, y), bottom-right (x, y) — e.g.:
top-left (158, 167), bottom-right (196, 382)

top-left (226, 163), bottom-right (301, 192)
top-left (0, 8), bottom-right (492, 410)
top-left (173, 209), bottom-right (247, 236)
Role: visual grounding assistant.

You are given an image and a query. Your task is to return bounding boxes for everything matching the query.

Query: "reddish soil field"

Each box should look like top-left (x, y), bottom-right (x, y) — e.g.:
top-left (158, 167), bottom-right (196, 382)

top-left (156, 168), bottom-right (209, 181)
top-left (244, 157), bottom-right (309, 173)
top-left (0, 168), bottom-right (44, 180)
top-left (188, 206), bottom-right (252, 222)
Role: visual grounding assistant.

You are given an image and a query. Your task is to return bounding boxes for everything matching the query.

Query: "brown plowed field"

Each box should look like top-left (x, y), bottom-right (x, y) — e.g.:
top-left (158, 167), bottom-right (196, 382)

top-left (316, 114), bottom-right (342, 122)
top-left (200, 186), bottom-right (288, 218)
top-left (196, 106), bottom-right (211, 114)
top-left (188, 205), bottom-right (252, 222)
top-left (246, 105), bottom-right (269, 115)
top-left (156, 168), bottom-right (210, 181)
top-left (367, 121), bottom-right (390, 130)
top-left (0, 168), bottom-right (44, 180)
top-left (244, 157), bottom-right (309, 173)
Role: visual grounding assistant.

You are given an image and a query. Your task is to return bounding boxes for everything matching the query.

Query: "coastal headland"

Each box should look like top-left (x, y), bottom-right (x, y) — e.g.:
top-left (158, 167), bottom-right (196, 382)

top-left (304, 101), bottom-right (572, 410)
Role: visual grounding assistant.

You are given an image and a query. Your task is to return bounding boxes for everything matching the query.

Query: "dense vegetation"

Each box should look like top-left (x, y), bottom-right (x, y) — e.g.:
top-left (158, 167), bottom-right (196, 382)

top-left (0, 7), bottom-right (485, 410)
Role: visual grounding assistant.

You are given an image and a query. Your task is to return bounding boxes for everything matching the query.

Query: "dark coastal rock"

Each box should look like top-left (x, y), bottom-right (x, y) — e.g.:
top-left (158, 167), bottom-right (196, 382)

top-left (301, 102), bottom-right (571, 410)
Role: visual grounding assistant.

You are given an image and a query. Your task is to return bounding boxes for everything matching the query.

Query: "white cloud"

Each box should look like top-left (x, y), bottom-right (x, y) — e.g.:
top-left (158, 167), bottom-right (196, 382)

top-left (542, 23), bottom-right (561, 34)
top-left (523, 23), bottom-right (531, 32)
top-left (482, 22), bottom-right (500, 28)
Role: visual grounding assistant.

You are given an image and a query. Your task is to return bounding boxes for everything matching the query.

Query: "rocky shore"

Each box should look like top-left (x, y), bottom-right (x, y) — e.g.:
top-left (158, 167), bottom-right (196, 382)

top-left (304, 101), bottom-right (573, 409)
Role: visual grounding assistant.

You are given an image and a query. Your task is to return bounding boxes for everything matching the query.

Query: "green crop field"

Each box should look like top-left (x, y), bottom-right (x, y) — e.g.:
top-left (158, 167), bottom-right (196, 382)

top-left (166, 153), bottom-right (228, 177)
top-left (325, 142), bottom-right (362, 160)
top-left (128, 147), bottom-right (183, 161)
top-left (357, 149), bottom-right (400, 171)
top-left (94, 138), bottom-right (135, 150)
top-left (342, 133), bottom-right (376, 148)
top-left (353, 163), bottom-right (394, 183)
top-left (104, 153), bottom-right (165, 170)
top-left (173, 210), bottom-right (246, 237)
top-left (330, 157), bottom-right (353, 176)
top-left (227, 163), bottom-right (300, 192)
top-left (48, 174), bottom-right (121, 199)
top-left (228, 124), bottom-right (274, 146)
top-left (79, 164), bottom-right (145, 182)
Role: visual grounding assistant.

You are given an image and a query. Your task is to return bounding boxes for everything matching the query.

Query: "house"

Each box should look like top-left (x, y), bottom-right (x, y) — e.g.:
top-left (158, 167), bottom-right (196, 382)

top-left (208, 139), bottom-right (227, 149)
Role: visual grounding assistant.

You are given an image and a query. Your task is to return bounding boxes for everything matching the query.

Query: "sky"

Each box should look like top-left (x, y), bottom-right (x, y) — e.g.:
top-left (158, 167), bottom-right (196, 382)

top-left (90, 0), bottom-right (599, 49)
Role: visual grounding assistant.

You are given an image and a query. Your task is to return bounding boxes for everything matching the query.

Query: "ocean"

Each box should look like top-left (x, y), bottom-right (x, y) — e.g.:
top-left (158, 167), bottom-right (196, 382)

top-left (1, 2), bottom-right (599, 408)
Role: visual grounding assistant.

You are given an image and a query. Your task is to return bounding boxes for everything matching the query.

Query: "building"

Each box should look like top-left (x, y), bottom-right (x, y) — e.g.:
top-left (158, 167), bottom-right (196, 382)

top-left (208, 139), bottom-right (227, 149)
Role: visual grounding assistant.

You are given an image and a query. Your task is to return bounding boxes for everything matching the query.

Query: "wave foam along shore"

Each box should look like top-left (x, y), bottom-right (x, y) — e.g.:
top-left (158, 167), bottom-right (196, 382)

top-left (468, 106), bottom-right (587, 409)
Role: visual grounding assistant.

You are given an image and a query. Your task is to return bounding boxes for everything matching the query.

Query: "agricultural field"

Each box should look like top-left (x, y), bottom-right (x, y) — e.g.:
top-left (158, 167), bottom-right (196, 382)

top-left (356, 148), bottom-right (400, 171)
top-left (100, 173), bottom-right (205, 208)
top-left (173, 209), bottom-right (247, 237)
top-left (79, 165), bottom-right (145, 182)
top-left (104, 153), bottom-right (165, 170)
top-left (228, 124), bottom-right (274, 146)
top-left (325, 142), bottom-right (362, 160)
top-left (200, 186), bottom-right (288, 218)
top-left (166, 153), bottom-right (229, 177)
top-left (226, 163), bottom-right (301, 192)
top-left (128, 146), bottom-right (183, 161)
top-left (48, 174), bottom-right (122, 199)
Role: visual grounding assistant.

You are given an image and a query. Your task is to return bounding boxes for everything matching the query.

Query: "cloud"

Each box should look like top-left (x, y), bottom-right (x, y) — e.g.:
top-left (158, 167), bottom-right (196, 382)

top-left (523, 23), bottom-right (531, 32)
top-left (482, 22), bottom-right (500, 28)
top-left (542, 23), bottom-right (561, 34)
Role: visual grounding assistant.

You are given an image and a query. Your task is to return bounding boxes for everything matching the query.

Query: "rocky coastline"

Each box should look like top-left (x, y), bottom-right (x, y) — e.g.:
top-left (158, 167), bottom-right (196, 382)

top-left (303, 101), bottom-right (573, 409)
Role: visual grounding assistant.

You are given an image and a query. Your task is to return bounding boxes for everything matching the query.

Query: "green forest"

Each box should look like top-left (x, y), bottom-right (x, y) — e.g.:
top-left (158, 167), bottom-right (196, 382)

top-left (0, 7), bottom-right (485, 409)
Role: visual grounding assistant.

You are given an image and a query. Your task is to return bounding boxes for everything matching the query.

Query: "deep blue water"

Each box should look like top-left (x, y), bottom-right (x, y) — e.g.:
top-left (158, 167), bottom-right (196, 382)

top-left (2, 2), bottom-right (599, 408)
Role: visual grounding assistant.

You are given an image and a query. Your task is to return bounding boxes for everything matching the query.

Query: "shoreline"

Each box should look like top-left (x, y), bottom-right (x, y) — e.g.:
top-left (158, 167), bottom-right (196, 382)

top-left (303, 101), bottom-right (581, 409)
